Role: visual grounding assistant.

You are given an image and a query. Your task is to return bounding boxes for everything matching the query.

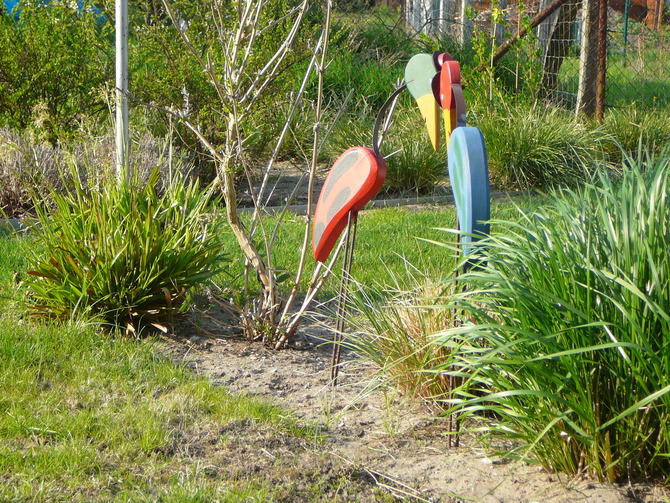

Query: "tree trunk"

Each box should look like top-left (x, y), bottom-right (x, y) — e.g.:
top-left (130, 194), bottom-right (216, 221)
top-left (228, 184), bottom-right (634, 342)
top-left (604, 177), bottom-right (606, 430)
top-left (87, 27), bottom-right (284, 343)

top-left (576, 0), bottom-right (599, 116)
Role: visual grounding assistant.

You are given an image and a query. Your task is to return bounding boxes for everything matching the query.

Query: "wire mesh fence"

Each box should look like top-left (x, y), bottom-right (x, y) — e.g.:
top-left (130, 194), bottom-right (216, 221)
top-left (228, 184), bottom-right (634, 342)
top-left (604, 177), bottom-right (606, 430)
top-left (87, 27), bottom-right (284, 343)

top-left (403, 0), bottom-right (670, 114)
top-left (606, 11), bottom-right (670, 108)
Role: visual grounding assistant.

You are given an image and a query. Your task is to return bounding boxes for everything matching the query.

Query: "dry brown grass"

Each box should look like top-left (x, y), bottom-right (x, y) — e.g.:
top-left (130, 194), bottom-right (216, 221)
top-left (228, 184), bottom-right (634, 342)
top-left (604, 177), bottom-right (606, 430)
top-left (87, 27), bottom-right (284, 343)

top-left (350, 278), bottom-right (460, 413)
top-left (0, 127), bottom-right (193, 218)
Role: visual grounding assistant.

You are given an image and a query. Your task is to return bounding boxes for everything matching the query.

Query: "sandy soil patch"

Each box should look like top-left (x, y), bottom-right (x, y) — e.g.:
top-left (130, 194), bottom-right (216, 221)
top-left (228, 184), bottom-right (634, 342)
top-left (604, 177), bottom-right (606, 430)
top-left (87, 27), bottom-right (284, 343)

top-left (159, 302), bottom-right (668, 503)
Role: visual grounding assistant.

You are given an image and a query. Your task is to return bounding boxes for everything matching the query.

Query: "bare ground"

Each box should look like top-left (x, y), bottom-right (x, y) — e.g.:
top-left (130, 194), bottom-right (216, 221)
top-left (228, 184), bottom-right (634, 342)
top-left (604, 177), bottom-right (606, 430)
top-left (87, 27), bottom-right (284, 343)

top-left (159, 302), bottom-right (669, 503)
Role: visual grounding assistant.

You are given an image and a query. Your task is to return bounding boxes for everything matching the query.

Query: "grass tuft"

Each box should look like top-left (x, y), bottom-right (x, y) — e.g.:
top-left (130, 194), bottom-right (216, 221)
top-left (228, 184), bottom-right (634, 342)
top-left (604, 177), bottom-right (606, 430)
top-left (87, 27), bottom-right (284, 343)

top-left (347, 269), bottom-right (460, 411)
top-left (25, 163), bottom-right (227, 334)
top-left (475, 106), bottom-right (611, 189)
top-left (599, 107), bottom-right (670, 163)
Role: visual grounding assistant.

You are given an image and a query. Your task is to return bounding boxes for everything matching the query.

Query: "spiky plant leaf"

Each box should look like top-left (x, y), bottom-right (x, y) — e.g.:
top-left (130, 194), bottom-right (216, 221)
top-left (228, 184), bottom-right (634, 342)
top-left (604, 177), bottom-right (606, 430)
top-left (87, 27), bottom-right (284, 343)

top-left (26, 165), bottom-right (227, 333)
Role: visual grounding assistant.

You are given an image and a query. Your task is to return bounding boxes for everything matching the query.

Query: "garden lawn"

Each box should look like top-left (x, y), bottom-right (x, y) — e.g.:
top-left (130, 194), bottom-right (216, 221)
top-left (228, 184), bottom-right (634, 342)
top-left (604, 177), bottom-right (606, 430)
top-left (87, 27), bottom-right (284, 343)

top-left (0, 194), bottom-right (541, 500)
top-left (0, 238), bottom-right (313, 501)
top-left (217, 195), bottom-right (543, 301)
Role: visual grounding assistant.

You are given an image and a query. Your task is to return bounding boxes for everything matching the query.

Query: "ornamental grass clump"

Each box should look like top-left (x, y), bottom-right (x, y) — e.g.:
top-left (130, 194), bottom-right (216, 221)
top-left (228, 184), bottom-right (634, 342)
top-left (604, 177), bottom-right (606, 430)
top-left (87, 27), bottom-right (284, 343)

top-left (600, 107), bottom-right (670, 163)
top-left (26, 166), bottom-right (226, 334)
top-left (476, 106), bottom-right (610, 189)
top-left (347, 271), bottom-right (459, 411)
top-left (437, 148), bottom-right (670, 482)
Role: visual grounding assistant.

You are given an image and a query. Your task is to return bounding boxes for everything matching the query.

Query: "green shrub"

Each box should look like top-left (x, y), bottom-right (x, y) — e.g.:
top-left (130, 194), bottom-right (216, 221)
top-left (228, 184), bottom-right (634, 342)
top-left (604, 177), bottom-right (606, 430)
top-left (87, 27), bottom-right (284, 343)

top-left (26, 165), bottom-right (227, 334)
top-left (0, 1), bottom-right (112, 142)
top-left (321, 54), bottom-right (401, 113)
top-left (0, 0), bottom-right (320, 161)
top-left (129, 22), bottom-right (219, 160)
top-left (322, 11), bottom-right (421, 115)
top-left (438, 149), bottom-right (670, 482)
top-left (0, 306), bottom-right (294, 500)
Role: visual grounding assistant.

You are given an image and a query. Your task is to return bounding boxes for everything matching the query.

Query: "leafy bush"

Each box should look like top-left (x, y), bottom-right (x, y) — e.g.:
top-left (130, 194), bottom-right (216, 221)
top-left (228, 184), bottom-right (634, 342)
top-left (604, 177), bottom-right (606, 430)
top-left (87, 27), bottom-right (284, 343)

top-left (128, 22), bottom-right (219, 158)
top-left (0, 1), bottom-right (112, 142)
top-left (26, 165), bottom-right (226, 334)
top-left (324, 11), bottom-right (418, 110)
top-left (0, 0), bottom-right (320, 160)
top-left (438, 149), bottom-right (670, 482)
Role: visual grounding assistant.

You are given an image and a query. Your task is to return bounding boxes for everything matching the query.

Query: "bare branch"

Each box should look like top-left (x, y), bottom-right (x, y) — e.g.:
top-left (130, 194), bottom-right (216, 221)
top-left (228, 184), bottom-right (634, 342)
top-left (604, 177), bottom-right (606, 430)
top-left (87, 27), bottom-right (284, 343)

top-left (278, 0), bottom-right (334, 334)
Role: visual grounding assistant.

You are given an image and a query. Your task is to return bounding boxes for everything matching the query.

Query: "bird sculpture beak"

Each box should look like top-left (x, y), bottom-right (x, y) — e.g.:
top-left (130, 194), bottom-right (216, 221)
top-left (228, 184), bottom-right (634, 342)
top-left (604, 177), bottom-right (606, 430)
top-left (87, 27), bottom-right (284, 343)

top-left (406, 52), bottom-right (467, 152)
top-left (405, 53), bottom-right (441, 151)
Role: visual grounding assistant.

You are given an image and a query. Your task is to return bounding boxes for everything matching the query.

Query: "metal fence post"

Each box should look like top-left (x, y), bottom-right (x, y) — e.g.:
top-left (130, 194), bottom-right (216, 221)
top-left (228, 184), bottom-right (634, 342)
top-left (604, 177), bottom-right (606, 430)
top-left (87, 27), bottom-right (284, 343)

top-left (460, 0), bottom-right (474, 46)
top-left (115, 0), bottom-right (129, 179)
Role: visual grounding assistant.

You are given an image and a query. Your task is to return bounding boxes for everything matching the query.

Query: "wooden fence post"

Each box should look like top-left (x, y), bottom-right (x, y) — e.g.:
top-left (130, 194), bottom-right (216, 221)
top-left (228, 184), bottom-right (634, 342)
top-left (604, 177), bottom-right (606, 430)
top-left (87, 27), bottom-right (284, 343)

top-left (576, 0), bottom-right (599, 117)
top-left (595, 0), bottom-right (607, 120)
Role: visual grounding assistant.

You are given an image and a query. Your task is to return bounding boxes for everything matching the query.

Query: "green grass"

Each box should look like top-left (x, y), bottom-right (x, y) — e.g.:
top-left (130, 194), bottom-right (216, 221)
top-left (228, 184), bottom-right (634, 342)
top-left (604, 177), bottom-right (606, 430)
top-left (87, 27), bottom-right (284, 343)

top-left (0, 328), bottom-right (308, 501)
top-left (216, 196), bottom-right (542, 303)
top-left (0, 237), bottom-right (313, 501)
top-left (606, 62), bottom-right (670, 108)
top-left (555, 30), bottom-right (670, 109)
top-left (344, 149), bottom-right (670, 483)
top-left (0, 317), bottom-right (299, 501)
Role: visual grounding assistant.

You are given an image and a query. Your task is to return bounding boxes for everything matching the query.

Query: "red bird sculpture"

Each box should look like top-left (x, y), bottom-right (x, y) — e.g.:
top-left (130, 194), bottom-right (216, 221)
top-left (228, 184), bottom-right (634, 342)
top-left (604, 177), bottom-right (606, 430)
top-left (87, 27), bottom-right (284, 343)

top-left (312, 147), bottom-right (386, 263)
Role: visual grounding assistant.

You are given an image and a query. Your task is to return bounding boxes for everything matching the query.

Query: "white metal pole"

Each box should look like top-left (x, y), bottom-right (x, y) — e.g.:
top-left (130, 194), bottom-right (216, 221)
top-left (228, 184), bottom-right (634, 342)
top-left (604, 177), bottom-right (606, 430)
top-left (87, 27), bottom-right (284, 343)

top-left (115, 0), bottom-right (129, 180)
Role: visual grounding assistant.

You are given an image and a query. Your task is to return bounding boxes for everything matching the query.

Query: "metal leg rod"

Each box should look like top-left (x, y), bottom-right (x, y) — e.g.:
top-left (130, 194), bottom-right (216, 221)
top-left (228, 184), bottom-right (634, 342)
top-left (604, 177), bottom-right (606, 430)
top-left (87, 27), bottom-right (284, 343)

top-left (330, 211), bottom-right (359, 385)
top-left (449, 220), bottom-right (462, 448)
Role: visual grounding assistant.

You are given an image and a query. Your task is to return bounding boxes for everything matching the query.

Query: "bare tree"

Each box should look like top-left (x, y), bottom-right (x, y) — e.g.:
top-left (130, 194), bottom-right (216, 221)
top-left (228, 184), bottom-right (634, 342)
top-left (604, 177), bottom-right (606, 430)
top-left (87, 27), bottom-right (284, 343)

top-left (160, 0), bottom-right (340, 347)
